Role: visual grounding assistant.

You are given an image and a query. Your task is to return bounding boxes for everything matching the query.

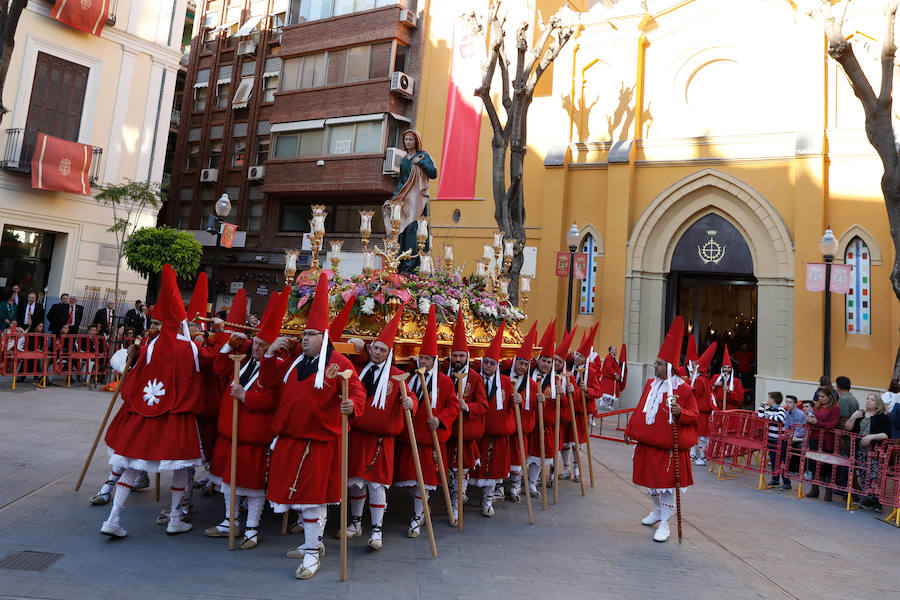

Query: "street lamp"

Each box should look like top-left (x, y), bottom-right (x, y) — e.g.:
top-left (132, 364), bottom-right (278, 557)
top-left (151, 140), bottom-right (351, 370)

top-left (565, 222), bottom-right (580, 331)
top-left (207, 193), bottom-right (232, 316)
top-left (818, 227), bottom-right (839, 378)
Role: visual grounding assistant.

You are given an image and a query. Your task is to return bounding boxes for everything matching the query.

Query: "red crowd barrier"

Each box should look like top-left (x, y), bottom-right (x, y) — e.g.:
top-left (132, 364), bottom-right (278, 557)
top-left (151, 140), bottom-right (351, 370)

top-left (55, 334), bottom-right (106, 387)
top-left (589, 407), bottom-right (635, 444)
top-left (5, 333), bottom-right (57, 389)
top-left (706, 410), bottom-right (784, 488)
top-left (874, 443), bottom-right (900, 527)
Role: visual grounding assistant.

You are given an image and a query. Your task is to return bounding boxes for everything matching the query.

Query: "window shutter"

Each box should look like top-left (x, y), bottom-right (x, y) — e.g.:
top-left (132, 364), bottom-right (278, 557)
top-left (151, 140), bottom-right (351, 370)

top-left (24, 52), bottom-right (89, 161)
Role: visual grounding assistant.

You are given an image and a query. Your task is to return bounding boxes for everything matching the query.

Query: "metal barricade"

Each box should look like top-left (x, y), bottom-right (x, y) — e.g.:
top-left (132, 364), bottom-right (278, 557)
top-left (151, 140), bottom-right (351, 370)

top-left (7, 333), bottom-right (56, 389)
top-left (589, 407), bottom-right (635, 444)
top-left (706, 410), bottom-right (781, 487)
top-left (55, 334), bottom-right (105, 387)
top-left (874, 442), bottom-right (900, 527)
top-left (795, 426), bottom-right (864, 511)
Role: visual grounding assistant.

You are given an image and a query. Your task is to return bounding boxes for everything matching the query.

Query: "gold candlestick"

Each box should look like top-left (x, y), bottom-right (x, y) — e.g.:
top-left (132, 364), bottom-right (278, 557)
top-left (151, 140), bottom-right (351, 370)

top-left (359, 210), bottom-right (374, 252)
top-left (284, 249), bottom-right (299, 287)
top-left (330, 240), bottom-right (343, 274)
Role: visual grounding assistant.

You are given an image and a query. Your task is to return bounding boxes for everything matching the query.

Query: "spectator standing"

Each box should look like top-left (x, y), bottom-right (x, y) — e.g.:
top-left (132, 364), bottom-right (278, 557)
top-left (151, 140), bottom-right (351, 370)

top-left (834, 376), bottom-right (859, 426)
top-left (0, 293), bottom-right (17, 330)
top-left (93, 300), bottom-right (117, 337)
top-left (123, 301), bottom-right (143, 332)
top-left (65, 295), bottom-right (84, 334)
top-left (7, 283), bottom-right (23, 317)
top-left (844, 393), bottom-right (891, 510)
top-left (758, 392), bottom-right (786, 487)
top-left (47, 294), bottom-right (70, 335)
top-left (21, 292), bottom-right (44, 330)
top-left (805, 388), bottom-right (841, 501)
top-left (881, 379), bottom-right (900, 415)
top-left (781, 395), bottom-right (807, 490)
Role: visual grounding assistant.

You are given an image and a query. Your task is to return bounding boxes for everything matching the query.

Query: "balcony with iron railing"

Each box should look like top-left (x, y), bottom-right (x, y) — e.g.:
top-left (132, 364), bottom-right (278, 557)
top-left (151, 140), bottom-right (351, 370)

top-left (1, 128), bottom-right (104, 186)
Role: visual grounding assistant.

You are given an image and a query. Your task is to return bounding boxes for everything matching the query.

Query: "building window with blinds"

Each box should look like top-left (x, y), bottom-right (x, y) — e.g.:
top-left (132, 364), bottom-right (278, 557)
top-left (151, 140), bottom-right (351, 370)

top-left (845, 237), bottom-right (872, 335)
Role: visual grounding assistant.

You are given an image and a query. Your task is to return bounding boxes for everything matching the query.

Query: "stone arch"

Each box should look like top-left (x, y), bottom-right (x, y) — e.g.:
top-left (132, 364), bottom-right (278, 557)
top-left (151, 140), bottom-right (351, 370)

top-left (835, 224), bottom-right (883, 266)
top-left (578, 223), bottom-right (605, 256)
top-left (623, 169), bottom-right (795, 401)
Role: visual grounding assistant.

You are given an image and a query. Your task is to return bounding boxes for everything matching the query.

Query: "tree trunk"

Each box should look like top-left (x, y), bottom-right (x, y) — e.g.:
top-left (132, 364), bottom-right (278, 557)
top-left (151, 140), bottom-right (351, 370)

top-left (0, 2), bottom-right (29, 128)
top-left (883, 174), bottom-right (900, 379)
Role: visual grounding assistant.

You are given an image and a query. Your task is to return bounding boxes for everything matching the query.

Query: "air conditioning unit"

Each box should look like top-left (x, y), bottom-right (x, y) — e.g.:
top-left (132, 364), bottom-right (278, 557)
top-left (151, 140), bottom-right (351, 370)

top-left (237, 40), bottom-right (257, 56)
top-left (247, 165), bottom-right (265, 181)
top-left (383, 147), bottom-right (404, 175)
top-left (200, 168), bottom-right (218, 183)
top-left (399, 9), bottom-right (417, 27)
top-left (270, 29), bottom-right (282, 44)
top-left (390, 71), bottom-right (414, 98)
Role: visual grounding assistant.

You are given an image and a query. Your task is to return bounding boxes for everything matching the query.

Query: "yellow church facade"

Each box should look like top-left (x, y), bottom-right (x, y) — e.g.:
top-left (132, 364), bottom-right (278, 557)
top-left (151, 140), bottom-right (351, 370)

top-left (416, 0), bottom-right (895, 405)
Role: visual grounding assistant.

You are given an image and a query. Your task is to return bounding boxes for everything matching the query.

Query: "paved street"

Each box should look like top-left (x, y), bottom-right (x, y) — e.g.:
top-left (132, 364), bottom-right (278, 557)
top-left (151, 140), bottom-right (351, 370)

top-left (1, 384), bottom-right (898, 599)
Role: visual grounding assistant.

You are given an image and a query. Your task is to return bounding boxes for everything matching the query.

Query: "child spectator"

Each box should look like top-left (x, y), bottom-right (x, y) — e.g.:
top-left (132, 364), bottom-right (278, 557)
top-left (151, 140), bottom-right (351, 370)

top-left (758, 391), bottom-right (785, 487)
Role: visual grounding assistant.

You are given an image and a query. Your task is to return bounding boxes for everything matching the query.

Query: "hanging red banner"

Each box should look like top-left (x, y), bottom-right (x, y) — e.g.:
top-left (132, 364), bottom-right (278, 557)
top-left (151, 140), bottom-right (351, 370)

top-left (221, 223), bottom-right (237, 249)
top-left (555, 252), bottom-right (571, 277)
top-left (572, 252), bottom-right (589, 279)
top-left (829, 264), bottom-right (852, 294)
top-left (805, 263), bottom-right (826, 292)
top-left (51, 0), bottom-right (109, 37)
top-left (31, 133), bottom-right (93, 195)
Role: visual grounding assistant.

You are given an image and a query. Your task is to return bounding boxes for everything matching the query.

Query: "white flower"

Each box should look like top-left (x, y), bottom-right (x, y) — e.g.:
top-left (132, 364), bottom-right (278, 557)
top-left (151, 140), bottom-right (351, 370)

top-left (418, 297), bottom-right (431, 315)
top-left (361, 297), bottom-right (376, 315)
top-left (448, 298), bottom-right (459, 312)
top-left (142, 379), bottom-right (166, 407)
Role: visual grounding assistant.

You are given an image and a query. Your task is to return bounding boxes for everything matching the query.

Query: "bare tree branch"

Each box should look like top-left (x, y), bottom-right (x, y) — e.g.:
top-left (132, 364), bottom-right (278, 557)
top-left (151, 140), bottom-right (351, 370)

top-left (878, 0), bottom-right (898, 106)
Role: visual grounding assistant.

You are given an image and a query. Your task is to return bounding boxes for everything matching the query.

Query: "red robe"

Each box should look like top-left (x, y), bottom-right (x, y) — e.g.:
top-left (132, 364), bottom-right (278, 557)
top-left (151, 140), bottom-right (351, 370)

top-left (562, 374), bottom-right (588, 444)
top-left (196, 335), bottom-right (228, 460)
top-left (509, 374), bottom-right (538, 467)
top-left (208, 349), bottom-right (277, 491)
top-left (446, 366), bottom-right (489, 470)
top-left (104, 335), bottom-right (203, 463)
top-left (261, 345), bottom-right (366, 506)
top-left (712, 374), bottom-right (744, 411)
top-left (394, 370), bottom-right (460, 487)
top-left (348, 357), bottom-right (415, 486)
top-left (471, 373), bottom-right (515, 480)
top-left (598, 353), bottom-right (623, 399)
top-left (625, 378), bottom-right (698, 489)
top-left (692, 373), bottom-right (715, 437)
top-left (527, 370), bottom-right (570, 457)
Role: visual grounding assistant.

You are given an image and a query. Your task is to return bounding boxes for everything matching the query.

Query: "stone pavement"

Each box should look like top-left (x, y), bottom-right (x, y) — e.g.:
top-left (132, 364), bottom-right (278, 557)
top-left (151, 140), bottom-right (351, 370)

top-left (1, 384), bottom-right (898, 599)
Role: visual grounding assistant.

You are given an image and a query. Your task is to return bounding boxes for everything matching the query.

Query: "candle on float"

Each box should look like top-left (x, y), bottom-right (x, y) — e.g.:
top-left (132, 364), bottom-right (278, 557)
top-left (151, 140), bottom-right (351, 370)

top-left (520, 276), bottom-right (531, 293)
top-left (359, 211), bottom-right (373, 234)
top-left (493, 231), bottom-right (504, 249)
top-left (444, 245), bottom-right (454, 261)
top-left (476, 261), bottom-right (487, 277)
top-left (417, 217), bottom-right (429, 237)
top-left (390, 203), bottom-right (402, 222)
top-left (504, 238), bottom-right (516, 258)
top-left (498, 277), bottom-right (510, 296)
top-left (284, 250), bottom-right (298, 271)
top-left (363, 252), bottom-right (375, 271)
top-left (330, 240), bottom-right (342, 260)
top-left (483, 244), bottom-right (494, 261)
top-left (420, 255), bottom-right (434, 274)
top-left (312, 215), bottom-right (326, 234)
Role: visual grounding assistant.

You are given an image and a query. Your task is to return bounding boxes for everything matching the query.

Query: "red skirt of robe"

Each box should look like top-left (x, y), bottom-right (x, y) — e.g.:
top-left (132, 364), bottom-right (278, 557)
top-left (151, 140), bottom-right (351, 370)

top-left (632, 443), bottom-right (694, 489)
top-left (209, 435), bottom-right (269, 491)
top-left (267, 435), bottom-right (340, 506)
top-left (348, 429), bottom-right (396, 486)
top-left (105, 409), bottom-right (202, 462)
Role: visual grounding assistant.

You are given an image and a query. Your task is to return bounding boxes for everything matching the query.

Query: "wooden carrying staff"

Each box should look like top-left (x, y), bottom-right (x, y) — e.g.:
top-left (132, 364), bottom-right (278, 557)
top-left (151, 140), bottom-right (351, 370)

top-left (562, 374), bottom-right (586, 497)
top-left (394, 373), bottom-right (438, 558)
top-left (227, 354), bottom-right (247, 550)
top-left (669, 394), bottom-right (684, 544)
top-left (75, 353), bottom-right (135, 492)
top-left (454, 372), bottom-right (466, 531)
top-left (553, 377), bottom-right (562, 505)
top-left (537, 393), bottom-right (548, 511)
top-left (512, 399), bottom-right (535, 524)
top-left (575, 367), bottom-right (595, 487)
top-left (338, 369), bottom-right (354, 582)
top-left (416, 368), bottom-right (456, 527)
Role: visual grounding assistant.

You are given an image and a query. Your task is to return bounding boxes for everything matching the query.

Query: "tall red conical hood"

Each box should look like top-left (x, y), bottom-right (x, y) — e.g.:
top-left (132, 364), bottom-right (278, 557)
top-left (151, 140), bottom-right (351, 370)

top-left (375, 302), bottom-right (406, 347)
top-left (538, 319), bottom-right (557, 358)
top-left (698, 341), bottom-right (717, 374)
top-left (722, 344), bottom-right (732, 368)
top-left (305, 273), bottom-right (330, 333)
top-left (657, 316), bottom-right (684, 366)
top-left (451, 309), bottom-right (468, 353)
top-left (484, 320), bottom-right (506, 362)
top-left (185, 273), bottom-right (208, 322)
top-left (516, 321), bottom-right (538, 361)
top-left (225, 288), bottom-right (247, 332)
top-left (419, 304), bottom-right (438, 357)
top-left (576, 322), bottom-right (598, 357)
top-left (619, 343), bottom-right (627, 365)
top-left (555, 328), bottom-right (576, 359)
top-left (256, 286), bottom-right (289, 344)
top-left (330, 297), bottom-right (355, 342)
top-left (619, 343), bottom-right (628, 391)
top-left (155, 264), bottom-right (187, 327)
top-left (686, 334), bottom-right (698, 365)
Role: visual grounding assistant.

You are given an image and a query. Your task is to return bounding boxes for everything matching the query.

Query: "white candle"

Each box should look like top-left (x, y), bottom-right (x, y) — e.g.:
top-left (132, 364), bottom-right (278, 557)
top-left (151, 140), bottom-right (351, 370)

top-left (284, 250), bottom-right (298, 271)
top-left (493, 231), bottom-right (504, 248)
top-left (330, 240), bottom-right (342, 260)
top-left (313, 215), bottom-right (326, 234)
top-left (483, 244), bottom-right (494, 260)
top-left (498, 277), bottom-right (509, 296)
top-left (390, 203), bottom-right (402, 222)
top-left (444, 245), bottom-right (454, 261)
top-left (417, 217), bottom-right (429, 237)
top-left (476, 261), bottom-right (487, 277)
top-left (359, 211), bottom-right (373, 234)
top-left (520, 276), bottom-right (531, 293)
top-left (504, 238), bottom-right (515, 258)
top-left (363, 252), bottom-right (375, 271)
top-left (420, 255), bottom-right (433, 274)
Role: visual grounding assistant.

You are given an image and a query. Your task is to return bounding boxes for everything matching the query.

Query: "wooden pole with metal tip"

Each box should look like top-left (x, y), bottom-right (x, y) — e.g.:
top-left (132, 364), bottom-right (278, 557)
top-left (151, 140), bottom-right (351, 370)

top-left (537, 392), bottom-right (548, 510)
top-left (670, 393), bottom-right (683, 544)
top-left (338, 369), bottom-right (354, 582)
top-left (281, 511), bottom-right (290, 535)
top-left (454, 372), bottom-right (466, 530)
top-left (75, 353), bottom-right (134, 492)
top-left (563, 373), bottom-right (586, 496)
top-left (227, 354), bottom-right (247, 550)
top-left (417, 367), bottom-right (456, 526)
top-left (576, 367), bottom-right (595, 486)
top-left (154, 473), bottom-right (160, 502)
top-left (513, 400), bottom-right (535, 523)
top-left (554, 376), bottom-right (562, 505)
top-left (394, 373), bottom-right (437, 557)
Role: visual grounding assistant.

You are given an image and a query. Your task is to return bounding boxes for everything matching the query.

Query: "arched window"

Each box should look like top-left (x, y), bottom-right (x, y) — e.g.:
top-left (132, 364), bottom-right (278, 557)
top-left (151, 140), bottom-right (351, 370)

top-left (845, 237), bottom-right (871, 335)
top-left (579, 234), bottom-right (600, 315)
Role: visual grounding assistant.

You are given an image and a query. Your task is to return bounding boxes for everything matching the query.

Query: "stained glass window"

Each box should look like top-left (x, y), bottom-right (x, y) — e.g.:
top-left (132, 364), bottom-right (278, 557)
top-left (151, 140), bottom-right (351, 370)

top-left (579, 234), bottom-right (600, 315)
top-left (845, 237), bottom-right (871, 335)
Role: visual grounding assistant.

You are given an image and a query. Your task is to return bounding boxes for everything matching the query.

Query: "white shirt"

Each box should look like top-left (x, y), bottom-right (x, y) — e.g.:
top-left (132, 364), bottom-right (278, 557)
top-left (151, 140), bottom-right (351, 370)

top-left (25, 303), bottom-right (34, 325)
top-left (882, 391), bottom-right (900, 414)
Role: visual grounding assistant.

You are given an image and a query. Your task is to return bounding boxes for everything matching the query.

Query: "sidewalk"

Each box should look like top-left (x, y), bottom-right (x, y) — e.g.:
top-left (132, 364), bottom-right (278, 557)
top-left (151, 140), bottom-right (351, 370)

top-left (0, 386), bottom-right (898, 599)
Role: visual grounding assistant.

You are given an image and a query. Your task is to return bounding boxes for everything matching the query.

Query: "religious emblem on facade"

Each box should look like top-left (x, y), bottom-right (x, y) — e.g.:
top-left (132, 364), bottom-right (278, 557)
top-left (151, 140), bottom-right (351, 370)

top-left (698, 230), bottom-right (726, 264)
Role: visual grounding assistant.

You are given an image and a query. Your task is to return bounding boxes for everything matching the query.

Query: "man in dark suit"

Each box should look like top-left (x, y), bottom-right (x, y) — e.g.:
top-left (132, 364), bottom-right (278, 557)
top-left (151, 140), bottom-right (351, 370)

top-left (92, 300), bottom-right (117, 337)
top-left (8, 283), bottom-right (25, 321)
top-left (65, 295), bottom-right (84, 334)
top-left (21, 292), bottom-right (45, 331)
top-left (47, 293), bottom-right (70, 335)
top-left (124, 300), bottom-right (143, 332)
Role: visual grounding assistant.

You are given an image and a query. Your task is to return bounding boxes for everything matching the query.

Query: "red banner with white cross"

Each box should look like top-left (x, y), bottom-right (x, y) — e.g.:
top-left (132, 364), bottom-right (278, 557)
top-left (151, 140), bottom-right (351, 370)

top-left (51, 0), bottom-right (109, 37)
top-left (31, 133), bottom-right (93, 195)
